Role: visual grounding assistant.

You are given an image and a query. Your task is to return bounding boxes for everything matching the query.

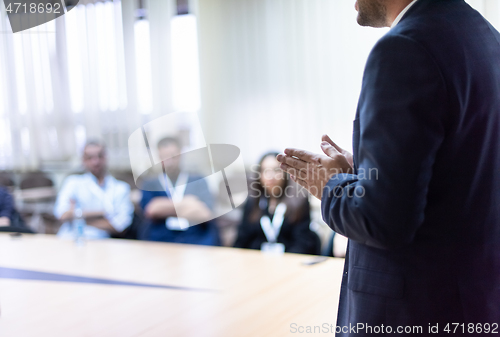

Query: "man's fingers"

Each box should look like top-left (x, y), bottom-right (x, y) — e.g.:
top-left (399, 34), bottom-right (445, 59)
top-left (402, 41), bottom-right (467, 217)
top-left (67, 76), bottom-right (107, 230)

top-left (322, 134), bottom-right (344, 153)
top-left (321, 141), bottom-right (341, 158)
top-left (283, 148), bottom-right (320, 164)
top-left (279, 163), bottom-right (310, 180)
top-left (277, 153), bottom-right (309, 170)
top-left (321, 134), bottom-right (334, 145)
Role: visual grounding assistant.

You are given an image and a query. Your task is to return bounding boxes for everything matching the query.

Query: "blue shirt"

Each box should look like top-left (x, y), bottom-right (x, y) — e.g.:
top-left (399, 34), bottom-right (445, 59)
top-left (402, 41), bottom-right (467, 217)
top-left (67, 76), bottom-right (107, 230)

top-left (140, 173), bottom-right (219, 245)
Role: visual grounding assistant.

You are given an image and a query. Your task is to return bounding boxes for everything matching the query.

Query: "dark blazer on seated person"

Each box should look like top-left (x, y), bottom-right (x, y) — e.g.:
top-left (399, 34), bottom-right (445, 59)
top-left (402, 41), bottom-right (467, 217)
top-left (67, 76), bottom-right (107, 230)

top-left (234, 187), bottom-right (321, 255)
top-left (0, 187), bottom-right (33, 233)
top-left (140, 174), bottom-right (220, 246)
top-left (321, 0), bottom-right (500, 333)
top-left (0, 187), bottom-right (14, 221)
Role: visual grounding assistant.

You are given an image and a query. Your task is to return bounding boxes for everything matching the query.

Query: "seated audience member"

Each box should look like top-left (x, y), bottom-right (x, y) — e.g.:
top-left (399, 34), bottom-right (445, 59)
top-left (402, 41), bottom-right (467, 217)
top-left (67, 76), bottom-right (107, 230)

top-left (0, 186), bottom-right (34, 233)
top-left (0, 186), bottom-right (14, 227)
top-left (140, 137), bottom-right (220, 245)
top-left (54, 140), bottom-right (134, 239)
top-left (234, 152), bottom-right (321, 255)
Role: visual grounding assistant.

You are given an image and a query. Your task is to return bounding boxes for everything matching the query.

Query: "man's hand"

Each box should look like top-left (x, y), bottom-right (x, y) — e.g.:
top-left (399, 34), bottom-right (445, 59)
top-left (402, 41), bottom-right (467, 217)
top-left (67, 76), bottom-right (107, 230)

top-left (277, 138), bottom-right (353, 200)
top-left (175, 195), bottom-right (212, 222)
top-left (0, 217), bottom-right (10, 227)
top-left (144, 197), bottom-right (176, 219)
top-left (322, 134), bottom-right (354, 168)
top-left (59, 199), bottom-right (76, 222)
top-left (86, 218), bottom-right (118, 235)
top-left (145, 195), bottom-right (212, 223)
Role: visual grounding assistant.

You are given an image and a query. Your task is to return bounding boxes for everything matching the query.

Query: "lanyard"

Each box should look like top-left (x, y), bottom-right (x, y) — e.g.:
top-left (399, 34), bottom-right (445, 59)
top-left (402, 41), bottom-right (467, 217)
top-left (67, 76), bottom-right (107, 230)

top-left (260, 203), bottom-right (287, 243)
top-left (162, 172), bottom-right (188, 202)
top-left (160, 172), bottom-right (190, 231)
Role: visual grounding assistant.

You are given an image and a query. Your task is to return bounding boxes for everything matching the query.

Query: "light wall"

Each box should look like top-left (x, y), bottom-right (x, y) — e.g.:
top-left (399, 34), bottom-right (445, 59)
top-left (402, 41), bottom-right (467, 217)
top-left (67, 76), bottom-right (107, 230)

top-left (197, 0), bottom-right (500, 165)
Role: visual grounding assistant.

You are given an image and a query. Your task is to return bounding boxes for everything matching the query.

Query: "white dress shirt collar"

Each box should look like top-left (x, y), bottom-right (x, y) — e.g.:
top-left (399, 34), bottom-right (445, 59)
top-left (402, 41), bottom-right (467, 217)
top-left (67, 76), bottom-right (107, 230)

top-left (84, 171), bottom-right (111, 188)
top-left (391, 0), bottom-right (419, 28)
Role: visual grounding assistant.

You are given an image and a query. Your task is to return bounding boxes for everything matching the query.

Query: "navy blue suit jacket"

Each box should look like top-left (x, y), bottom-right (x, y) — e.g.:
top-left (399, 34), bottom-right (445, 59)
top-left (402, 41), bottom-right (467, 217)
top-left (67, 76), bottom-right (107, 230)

top-left (321, 0), bottom-right (500, 334)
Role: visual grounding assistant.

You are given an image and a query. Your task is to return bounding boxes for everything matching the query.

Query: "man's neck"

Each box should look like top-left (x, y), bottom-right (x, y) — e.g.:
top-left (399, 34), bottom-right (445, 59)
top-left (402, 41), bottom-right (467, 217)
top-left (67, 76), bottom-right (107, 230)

top-left (386, 0), bottom-right (414, 27)
top-left (268, 197), bottom-right (278, 214)
top-left (91, 172), bottom-right (106, 186)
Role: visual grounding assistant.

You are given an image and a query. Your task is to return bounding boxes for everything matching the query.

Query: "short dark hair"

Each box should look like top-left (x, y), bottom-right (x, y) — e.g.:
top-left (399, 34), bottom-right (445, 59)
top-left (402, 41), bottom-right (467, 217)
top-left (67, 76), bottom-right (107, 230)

top-left (157, 137), bottom-right (181, 149)
top-left (83, 139), bottom-right (106, 153)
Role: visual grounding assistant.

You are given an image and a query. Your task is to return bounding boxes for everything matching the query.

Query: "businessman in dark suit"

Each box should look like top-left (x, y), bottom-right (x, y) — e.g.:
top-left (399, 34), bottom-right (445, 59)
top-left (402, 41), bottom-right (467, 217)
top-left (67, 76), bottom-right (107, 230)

top-left (277, 0), bottom-right (500, 335)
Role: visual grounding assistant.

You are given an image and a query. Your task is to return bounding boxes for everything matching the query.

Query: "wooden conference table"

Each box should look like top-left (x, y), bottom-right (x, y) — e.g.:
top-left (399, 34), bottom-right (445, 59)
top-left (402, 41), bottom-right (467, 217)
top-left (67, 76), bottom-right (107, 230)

top-left (0, 234), bottom-right (344, 337)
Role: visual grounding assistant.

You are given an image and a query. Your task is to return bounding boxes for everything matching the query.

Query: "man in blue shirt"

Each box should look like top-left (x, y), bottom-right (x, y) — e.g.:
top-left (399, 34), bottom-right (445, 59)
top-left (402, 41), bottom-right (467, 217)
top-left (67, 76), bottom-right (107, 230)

top-left (54, 140), bottom-right (134, 239)
top-left (140, 137), bottom-right (219, 245)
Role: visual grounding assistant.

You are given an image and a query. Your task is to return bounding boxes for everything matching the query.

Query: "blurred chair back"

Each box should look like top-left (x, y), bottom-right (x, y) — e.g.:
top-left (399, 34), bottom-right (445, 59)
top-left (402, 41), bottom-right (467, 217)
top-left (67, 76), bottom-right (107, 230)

top-left (111, 171), bottom-right (135, 188)
top-left (20, 172), bottom-right (54, 189)
top-left (0, 172), bottom-right (15, 192)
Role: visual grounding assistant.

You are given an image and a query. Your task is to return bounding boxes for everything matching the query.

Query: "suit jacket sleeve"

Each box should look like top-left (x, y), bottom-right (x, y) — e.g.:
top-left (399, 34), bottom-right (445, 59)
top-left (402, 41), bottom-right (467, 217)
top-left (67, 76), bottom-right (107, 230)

top-left (321, 34), bottom-right (448, 250)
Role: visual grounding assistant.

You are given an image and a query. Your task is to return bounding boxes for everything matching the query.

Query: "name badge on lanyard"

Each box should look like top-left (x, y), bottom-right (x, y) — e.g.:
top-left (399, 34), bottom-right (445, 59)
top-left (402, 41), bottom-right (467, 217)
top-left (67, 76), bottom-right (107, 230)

top-left (161, 172), bottom-right (190, 231)
top-left (260, 203), bottom-right (287, 255)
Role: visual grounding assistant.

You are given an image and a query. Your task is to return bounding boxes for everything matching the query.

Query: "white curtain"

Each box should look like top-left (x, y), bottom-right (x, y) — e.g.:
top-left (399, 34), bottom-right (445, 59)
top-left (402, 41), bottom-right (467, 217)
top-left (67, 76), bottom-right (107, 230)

top-left (0, 0), bottom-right (178, 171)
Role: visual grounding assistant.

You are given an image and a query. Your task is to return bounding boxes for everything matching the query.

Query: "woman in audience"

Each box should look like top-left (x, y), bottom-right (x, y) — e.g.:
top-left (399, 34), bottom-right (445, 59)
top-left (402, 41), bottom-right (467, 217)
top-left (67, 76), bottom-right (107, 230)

top-left (234, 152), bottom-right (321, 255)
